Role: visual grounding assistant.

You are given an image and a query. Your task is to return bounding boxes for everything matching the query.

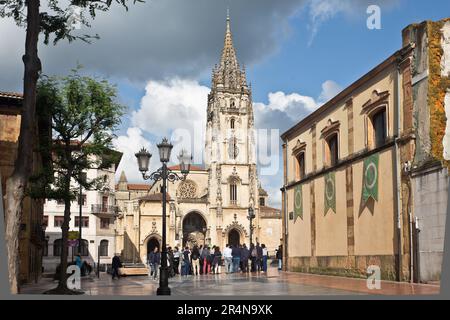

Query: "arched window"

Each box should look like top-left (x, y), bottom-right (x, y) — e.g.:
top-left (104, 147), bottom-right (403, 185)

top-left (230, 118), bottom-right (235, 129)
top-left (53, 239), bottom-right (62, 257)
top-left (230, 181), bottom-right (237, 205)
top-left (372, 109), bottom-right (387, 148)
top-left (78, 239), bottom-right (89, 257)
top-left (99, 240), bottom-right (109, 257)
top-left (295, 152), bottom-right (306, 180)
top-left (326, 133), bottom-right (339, 167)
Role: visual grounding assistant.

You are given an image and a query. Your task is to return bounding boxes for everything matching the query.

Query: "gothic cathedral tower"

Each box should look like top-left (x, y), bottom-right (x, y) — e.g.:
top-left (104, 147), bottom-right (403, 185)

top-left (205, 13), bottom-right (259, 247)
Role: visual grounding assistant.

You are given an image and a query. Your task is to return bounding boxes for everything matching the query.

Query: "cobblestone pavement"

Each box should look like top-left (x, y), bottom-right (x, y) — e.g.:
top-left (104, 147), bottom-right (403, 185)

top-left (20, 267), bottom-right (439, 296)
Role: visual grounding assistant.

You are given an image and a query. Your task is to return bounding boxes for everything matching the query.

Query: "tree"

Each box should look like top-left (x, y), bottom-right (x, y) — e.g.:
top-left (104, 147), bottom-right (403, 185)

top-left (33, 69), bottom-right (124, 294)
top-left (0, 0), bottom-right (141, 293)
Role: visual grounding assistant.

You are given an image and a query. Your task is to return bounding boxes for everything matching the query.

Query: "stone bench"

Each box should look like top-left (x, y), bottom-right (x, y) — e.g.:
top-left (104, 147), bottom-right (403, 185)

top-left (119, 267), bottom-right (149, 276)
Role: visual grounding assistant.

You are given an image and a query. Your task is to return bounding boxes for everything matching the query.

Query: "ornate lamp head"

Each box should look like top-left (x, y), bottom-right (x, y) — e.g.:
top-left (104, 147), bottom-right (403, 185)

top-left (157, 138), bottom-right (173, 163)
top-left (135, 147), bottom-right (152, 173)
top-left (178, 149), bottom-right (192, 175)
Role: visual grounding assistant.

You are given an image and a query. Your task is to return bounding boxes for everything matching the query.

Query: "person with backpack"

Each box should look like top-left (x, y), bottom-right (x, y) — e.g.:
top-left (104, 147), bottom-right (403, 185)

top-left (191, 245), bottom-right (200, 276)
top-left (182, 246), bottom-right (191, 277)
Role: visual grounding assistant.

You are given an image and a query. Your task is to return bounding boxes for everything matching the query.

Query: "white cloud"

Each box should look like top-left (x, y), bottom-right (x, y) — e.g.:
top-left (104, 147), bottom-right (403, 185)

top-left (132, 79), bottom-right (210, 137)
top-left (113, 127), bottom-right (152, 183)
top-left (318, 80), bottom-right (343, 103)
top-left (115, 77), bottom-right (340, 208)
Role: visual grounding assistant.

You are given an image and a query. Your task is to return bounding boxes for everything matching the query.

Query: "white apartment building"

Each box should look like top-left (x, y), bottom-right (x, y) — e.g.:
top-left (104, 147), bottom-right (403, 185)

top-left (42, 156), bottom-right (122, 273)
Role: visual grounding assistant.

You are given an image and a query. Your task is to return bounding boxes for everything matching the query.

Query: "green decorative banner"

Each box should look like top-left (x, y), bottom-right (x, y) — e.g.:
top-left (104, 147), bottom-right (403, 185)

top-left (324, 172), bottom-right (336, 215)
top-left (294, 185), bottom-right (303, 222)
top-left (362, 153), bottom-right (379, 204)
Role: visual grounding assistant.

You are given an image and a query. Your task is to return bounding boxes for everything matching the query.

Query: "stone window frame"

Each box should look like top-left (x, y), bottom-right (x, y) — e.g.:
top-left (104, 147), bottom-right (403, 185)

top-left (292, 139), bottom-right (307, 181)
top-left (321, 119), bottom-right (341, 168)
top-left (361, 90), bottom-right (390, 150)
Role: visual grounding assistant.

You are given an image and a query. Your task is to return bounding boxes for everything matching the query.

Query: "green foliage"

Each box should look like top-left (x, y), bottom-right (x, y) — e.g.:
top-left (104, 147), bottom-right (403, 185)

top-left (30, 67), bottom-right (125, 202)
top-left (0, 0), bottom-right (144, 44)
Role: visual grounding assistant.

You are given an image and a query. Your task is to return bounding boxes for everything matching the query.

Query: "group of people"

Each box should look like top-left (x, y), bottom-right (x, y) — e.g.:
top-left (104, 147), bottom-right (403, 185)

top-left (146, 243), bottom-right (283, 278)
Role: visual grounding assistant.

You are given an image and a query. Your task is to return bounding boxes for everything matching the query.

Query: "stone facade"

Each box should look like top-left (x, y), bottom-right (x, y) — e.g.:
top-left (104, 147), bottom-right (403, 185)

top-left (281, 18), bottom-right (449, 282)
top-left (115, 15), bottom-right (282, 263)
top-left (0, 91), bottom-right (45, 284)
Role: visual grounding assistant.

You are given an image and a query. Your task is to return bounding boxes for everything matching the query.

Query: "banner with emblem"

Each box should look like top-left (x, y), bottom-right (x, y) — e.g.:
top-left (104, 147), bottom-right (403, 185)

top-left (324, 172), bottom-right (336, 215)
top-left (362, 153), bottom-right (379, 204)
top-left (294, 185), bottom-right (303, 222)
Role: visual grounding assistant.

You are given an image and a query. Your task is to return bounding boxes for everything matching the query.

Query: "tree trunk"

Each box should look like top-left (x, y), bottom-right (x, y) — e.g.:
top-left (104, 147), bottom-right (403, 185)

top-left (4, 0), bottom-right (41, 294)
top-left (57, 173), bottom-right (72, 290)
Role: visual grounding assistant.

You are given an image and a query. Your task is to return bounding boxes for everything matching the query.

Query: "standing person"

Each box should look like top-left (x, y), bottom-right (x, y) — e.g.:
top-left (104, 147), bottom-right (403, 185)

top-left (250, 243), bottom-right (257, 272)
top-left (223, 244), bottom-right (232, 274)
top-left (151, 247), bottom-right (161, 280)
top-left (191, 245), bottom-right (200, 276)
top-left (261, 244), bottom-right (268, 273)
top-left (111, 254), bottom-right (122, 280)
top-left (276, 245), bottom-right (283, 271)
top-left (167, 247), bottom-right (175, 278)
top-left (231, 244), bottom-right (241, 273)
top-left (173, 247), bottom-right (180, 275)
top-left (256, 242), bottom-right (263, 272)
top-left (198, 245), bottom-right (204, 275)
top-left (240, 244), bottom-right (250, 273)
top-left (75, 254), bottom-right (82, 274)
top-left (147, 249), bottom-right (154, 278)
top-left (212, 246), bottom-right (222, 274)
top-left (202, 246), bottom-right (211, 275)
top-left (182, 246), bottom-right (191, 277)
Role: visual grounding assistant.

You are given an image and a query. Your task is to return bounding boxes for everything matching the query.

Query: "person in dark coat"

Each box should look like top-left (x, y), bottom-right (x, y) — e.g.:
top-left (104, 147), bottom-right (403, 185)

top-left (150, 247), bottom-right (161, 280)
top-left (256, 242), bottom-right (263, 272)
top-left (276, 245), bottom-right (283, 271)
top-left (111, 254), bottom-right (122, 280)
top-left (240, 244), bottom-right (250, 273)
top-left (231, 244), bottom-right (241, 273)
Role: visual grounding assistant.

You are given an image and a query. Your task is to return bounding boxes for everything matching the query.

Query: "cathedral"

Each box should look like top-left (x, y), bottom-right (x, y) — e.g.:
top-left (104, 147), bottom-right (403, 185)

top-left (115, 14), bottom-right (281, 263)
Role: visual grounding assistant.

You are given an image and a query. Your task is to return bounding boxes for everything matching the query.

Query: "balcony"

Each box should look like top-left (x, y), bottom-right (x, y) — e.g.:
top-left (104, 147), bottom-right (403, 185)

top-left (91, 204), bottom-right (118, 217)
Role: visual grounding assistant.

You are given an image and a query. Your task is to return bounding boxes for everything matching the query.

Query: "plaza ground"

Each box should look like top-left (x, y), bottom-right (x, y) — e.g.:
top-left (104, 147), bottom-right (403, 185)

top-left (20, 265), bottom-right (439, 296)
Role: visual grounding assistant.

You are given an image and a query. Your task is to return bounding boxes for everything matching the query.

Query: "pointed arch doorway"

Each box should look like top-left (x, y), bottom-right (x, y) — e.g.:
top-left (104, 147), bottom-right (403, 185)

top-left (182, 211), bottom-right (207, 248)
top-left (228, 229), bottom-right (240, 247)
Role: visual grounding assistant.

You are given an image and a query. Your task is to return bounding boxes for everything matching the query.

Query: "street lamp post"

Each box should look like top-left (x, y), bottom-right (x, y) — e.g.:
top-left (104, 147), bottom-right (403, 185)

top-left (135, 138), bottom-right (192, 296)
top-left (248, 207), bottom-right (255, 247)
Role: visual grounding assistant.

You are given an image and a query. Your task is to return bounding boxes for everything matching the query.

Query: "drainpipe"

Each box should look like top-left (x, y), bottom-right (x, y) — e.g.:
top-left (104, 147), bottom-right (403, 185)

top-left (393, 57), bottom-right (403, 282)
top-left (282, 140), bottom-right (289, 271)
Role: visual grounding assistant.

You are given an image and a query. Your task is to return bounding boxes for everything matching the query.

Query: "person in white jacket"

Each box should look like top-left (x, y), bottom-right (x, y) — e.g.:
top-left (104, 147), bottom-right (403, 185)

top-left (223, 244), bottom-right (233, 274)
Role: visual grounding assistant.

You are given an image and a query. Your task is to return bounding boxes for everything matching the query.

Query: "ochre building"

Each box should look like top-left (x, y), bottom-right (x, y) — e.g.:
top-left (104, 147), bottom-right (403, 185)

top-left (281, 19), bottom-right (450, 283)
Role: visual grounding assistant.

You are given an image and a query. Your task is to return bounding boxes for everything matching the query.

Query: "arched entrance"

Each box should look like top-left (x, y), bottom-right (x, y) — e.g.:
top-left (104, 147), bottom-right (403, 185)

top-left (182, 212), bottom-right (207, 248)
top-left (147, 237), bottom-right (160, 254)
top-left (228, 229), bottom-right (240, 247)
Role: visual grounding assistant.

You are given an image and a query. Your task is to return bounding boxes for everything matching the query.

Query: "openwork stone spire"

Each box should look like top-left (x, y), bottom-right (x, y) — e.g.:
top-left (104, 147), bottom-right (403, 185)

top-left (212, 12), bottom-right (248, 91)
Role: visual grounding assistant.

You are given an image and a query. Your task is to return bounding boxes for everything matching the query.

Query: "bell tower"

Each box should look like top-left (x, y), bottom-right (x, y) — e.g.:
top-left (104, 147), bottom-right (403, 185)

top-left (205, 12), bottom-right (259, 246)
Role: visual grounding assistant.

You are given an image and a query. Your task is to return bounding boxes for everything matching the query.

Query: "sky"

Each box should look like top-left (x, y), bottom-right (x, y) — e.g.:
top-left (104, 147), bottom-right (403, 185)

top-left (1, 0), bottom-right (450, 208)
